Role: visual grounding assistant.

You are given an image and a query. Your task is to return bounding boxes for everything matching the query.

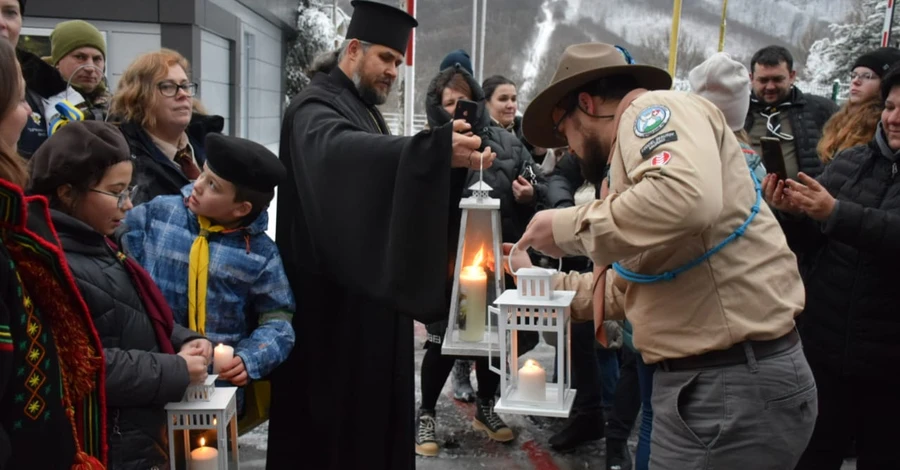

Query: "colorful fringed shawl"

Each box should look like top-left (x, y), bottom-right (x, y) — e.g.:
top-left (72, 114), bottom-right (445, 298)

top-left (0, 178), bottom-right (107, 468)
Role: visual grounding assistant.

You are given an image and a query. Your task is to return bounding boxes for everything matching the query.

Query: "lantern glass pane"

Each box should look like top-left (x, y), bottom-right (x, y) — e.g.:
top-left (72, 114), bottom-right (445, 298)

top-left (455, 209), bottom-right (501, 342)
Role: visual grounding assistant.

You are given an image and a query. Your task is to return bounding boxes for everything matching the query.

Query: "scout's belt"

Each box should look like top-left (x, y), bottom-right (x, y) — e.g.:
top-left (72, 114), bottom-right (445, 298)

top-left (656, 329), bottom-right (800, 372)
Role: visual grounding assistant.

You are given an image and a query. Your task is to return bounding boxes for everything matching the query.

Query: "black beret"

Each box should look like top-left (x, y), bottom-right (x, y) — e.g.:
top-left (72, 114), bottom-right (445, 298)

top-left (204, 134), bottom-right (285, 193)
top-left (28, 121), bottom-right (131, 196)
top-left (346, 0), bottom-right (417, 55)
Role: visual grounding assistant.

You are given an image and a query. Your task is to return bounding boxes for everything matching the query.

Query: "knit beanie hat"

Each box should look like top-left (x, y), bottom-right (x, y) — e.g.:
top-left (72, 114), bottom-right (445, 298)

top-left (688, 52), bottom-right (751, 132)
top-left (439, 49), bottom-right (474, 75)
top-left (50, 20), bottom-right (106, 66)
top-left (852, 47), bottom-right (900, 78)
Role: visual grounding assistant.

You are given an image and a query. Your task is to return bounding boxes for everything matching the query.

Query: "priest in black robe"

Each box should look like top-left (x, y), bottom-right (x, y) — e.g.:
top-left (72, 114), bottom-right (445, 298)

top-left (267, 2), bottom-right (497, 468)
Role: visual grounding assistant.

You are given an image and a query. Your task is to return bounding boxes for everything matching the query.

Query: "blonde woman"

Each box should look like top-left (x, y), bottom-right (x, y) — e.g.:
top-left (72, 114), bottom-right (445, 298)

top-left (110, 49), bottom-right (224, 204)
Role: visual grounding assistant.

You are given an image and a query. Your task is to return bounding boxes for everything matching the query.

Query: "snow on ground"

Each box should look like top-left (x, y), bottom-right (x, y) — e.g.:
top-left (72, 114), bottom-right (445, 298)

top-left (236, 320), bottom-right (861, 469)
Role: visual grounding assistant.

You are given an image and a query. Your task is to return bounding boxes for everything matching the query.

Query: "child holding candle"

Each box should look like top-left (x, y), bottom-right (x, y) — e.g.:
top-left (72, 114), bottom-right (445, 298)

top-left (120, 133), bottom-right (296, 409)
top-left (27, 121), bottom-right (213, 469)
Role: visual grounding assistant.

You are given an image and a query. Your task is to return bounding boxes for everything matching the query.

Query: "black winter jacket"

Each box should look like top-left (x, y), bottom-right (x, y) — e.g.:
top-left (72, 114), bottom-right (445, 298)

top-left (778, 126), bottom-right (900, 382)
top-left (51, 210), bottom-right (202, 470)
top-left (425, 66), bottom-right (547, 243)
top-left (744, 86), bottom-right (838, 178)
top-left (119, 114), bottom-right (224, 205)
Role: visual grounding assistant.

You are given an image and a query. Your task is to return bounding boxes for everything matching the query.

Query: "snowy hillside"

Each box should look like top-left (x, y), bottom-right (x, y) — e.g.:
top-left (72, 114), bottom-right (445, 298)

top-left (330, 0), bottom-right (856, 111)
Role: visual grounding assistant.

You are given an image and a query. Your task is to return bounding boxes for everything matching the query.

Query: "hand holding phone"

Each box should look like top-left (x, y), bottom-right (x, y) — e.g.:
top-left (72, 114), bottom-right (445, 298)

top-left (759, 137), bottom-right (788, 180)
top-left (453, 99), bottom-right (479, 131)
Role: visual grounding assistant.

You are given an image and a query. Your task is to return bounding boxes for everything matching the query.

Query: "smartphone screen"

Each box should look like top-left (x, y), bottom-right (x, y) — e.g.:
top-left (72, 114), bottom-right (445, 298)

top-left (453, 99), bottom-right (479, 130)
top-left (759, 137), bottom-right (788, 180)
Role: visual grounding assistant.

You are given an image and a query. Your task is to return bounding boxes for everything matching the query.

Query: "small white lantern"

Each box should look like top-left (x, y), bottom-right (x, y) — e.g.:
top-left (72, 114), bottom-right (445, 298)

top-left (166, 375), bottom-right (240, 470)
top-left (442, 179), bottom-right (504, 357)
top-left (491, 266), bottom-right (577, 417)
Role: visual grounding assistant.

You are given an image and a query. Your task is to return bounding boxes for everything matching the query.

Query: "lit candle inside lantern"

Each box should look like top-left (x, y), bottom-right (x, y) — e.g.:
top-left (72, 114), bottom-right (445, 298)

top-left (518, 359), bottom-right (546, 401)
top-left (459, 246), bottom-right (487, 342)
top-left (212, 344), bottom-right (233, 374)
top-left (190, 437), bottom-right (218, 470)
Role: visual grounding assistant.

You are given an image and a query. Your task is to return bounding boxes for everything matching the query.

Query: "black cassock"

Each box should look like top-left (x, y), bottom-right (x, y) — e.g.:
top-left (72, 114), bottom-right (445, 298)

top-left (267, 68), bottom-right (467, 469)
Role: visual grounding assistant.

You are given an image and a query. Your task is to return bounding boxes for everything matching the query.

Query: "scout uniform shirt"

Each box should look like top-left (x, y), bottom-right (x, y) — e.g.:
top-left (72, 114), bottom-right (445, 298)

top-left (551, 90), bottom-right (805, 364)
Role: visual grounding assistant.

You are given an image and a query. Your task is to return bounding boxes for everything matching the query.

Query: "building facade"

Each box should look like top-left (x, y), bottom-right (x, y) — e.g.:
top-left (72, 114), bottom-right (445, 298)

top-left (23, 0), bottom-right (297, 148)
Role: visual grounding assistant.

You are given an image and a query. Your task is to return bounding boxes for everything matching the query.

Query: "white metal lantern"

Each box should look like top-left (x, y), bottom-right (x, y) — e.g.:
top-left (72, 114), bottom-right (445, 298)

top-left (491, 265), bottom-right (576, 417)
top-left (442, 179), bottom-right (504, 356)
top-left (166, 375), bottom-right (240, 470)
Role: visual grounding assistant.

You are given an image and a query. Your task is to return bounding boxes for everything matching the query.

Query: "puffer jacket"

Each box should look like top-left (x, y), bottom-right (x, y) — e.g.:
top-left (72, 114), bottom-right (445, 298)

top-left (52, 210), bottom-right (201, 470)
top-left (118, 113), bottom-right (224, 205)
top-left (744, 86), bottom-right (838, 178)
top-left (426, 65), bottom-right (547, 243)
top-left (778, 124), bottom-right (900, 382)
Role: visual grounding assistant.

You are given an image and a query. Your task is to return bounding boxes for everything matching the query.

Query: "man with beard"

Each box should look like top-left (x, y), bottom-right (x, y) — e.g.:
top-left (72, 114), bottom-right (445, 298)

top-left (508, 43), bottom-right (816, 468)
top-left (267, 2), bottom-right (495, 469)
top-left (744, 46), bottom-right (837, 179)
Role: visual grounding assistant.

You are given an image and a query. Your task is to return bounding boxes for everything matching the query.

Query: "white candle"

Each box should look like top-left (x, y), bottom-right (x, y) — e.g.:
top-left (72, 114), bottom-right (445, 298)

top-left (518, 359), bottom-right (546, 401)
top-left (212, 344), bottom-right (233, 374)
top-left (459, 248), bottom-right (487, 342)
top-left (190, 437), bottom-right (218, 470)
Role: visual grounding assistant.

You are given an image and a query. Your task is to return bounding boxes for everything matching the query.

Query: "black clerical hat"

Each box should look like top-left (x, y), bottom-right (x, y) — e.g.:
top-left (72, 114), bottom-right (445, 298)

top-left (346, 0), bottom-right (418, 55)
top-left (204, 134), bottom-right (286, 193)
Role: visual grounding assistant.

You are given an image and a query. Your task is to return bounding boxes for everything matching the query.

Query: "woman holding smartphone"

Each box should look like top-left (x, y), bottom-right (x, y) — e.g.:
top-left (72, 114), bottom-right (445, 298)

top-left (414, 60), bottom-right (547, 457)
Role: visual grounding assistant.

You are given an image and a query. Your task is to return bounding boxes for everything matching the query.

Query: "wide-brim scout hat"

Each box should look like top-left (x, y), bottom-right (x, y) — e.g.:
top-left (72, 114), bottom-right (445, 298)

top-left (522, 43), bottom-right (672, 149)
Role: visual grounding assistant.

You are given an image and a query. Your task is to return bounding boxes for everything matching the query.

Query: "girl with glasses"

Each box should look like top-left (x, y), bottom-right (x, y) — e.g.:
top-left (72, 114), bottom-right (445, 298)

top-left (27, 120), bottom-right (212, 470)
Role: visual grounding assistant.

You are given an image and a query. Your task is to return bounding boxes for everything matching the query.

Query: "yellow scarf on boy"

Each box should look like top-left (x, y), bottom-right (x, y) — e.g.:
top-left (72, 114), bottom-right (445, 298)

top-left (188, 215), bottom-right (224, 335)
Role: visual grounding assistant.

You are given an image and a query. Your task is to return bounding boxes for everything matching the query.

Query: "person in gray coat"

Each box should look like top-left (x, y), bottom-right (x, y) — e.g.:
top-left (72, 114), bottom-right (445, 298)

top-left (26, 121), bottom-right (211, 470)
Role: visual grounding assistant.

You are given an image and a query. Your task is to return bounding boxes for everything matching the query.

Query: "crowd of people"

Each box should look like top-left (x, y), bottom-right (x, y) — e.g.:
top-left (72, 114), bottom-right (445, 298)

top-left (0, 0), bottom-right (897, 469)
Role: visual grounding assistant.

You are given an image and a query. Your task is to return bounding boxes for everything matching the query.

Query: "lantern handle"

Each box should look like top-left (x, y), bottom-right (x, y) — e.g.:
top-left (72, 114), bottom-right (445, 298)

top-left (508, 242), bottom-right (563, 275)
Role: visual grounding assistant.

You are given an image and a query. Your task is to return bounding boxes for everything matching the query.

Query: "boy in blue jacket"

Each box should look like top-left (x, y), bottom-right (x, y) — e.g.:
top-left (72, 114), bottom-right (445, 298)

top-left (122, 133), bottom-right (295, 390)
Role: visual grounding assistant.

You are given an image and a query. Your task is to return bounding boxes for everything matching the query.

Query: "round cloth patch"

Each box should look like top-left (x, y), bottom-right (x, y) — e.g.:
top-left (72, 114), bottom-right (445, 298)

top-left (650, 151), bottom-right (672, 166)
top-left (634, 105), bottom-right (671, 138)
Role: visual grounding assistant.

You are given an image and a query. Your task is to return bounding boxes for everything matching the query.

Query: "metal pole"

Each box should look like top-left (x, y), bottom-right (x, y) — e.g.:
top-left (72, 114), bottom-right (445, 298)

top-left (718, 0), bottom-right (728, 52)
top-left (479, 0), bottom-right (487, 82)
top-left (472, 0), bottom-right (478, 74)
top-left (404, 0), bottom-right (416, 135)
top-left (882, 0), bottom-right (896, 47)
top-left (668, 0), bottom-right (682, 78)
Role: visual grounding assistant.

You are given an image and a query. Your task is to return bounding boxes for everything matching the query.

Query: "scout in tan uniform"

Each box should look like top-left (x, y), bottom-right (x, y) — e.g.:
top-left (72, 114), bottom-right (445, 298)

top-left (513, 43), bottom-right (817, 469)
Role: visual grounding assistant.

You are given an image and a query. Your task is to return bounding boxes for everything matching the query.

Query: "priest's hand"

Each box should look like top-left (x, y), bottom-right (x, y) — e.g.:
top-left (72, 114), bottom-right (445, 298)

top-left (517, 210), bottom-right (565, 258)
top-left (218, 356), bottom-right (249, 386)
top-left (451, 120), bottom-right (496, 170)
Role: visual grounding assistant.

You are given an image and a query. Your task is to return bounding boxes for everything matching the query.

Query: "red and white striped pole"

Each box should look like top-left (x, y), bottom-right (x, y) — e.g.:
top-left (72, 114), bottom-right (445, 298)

top-left (882, 0), bottom-right (896, 47)
top-left (403, 0), bottom-right (416, 135)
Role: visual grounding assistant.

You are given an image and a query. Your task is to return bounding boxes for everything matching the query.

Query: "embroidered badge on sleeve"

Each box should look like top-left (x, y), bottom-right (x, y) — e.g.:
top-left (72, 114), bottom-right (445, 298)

top-left (634, 105), bottom-right (671, 138)
top-left (650, 151), bottom-right (673, 166)
top-left (640, 130), bottom-right (678, 158)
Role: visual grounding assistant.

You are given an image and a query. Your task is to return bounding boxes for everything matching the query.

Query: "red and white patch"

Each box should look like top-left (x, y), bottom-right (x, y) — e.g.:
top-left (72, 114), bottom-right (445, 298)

top-left (650, 151), bottom-right (672, 166)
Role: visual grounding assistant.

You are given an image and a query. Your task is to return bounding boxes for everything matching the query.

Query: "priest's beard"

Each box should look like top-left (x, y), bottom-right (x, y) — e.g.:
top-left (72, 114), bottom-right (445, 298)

top-left (352, 68), bottom-right (391, 106)
top-left (578, 131), bottom-right (610, 186)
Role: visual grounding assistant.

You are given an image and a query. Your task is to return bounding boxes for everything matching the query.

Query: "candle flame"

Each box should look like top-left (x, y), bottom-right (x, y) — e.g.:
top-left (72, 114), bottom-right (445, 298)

top-left (471, 246), bottom-right (484, 267)
top-left (199, 437), bottom-right (206, 447)
top-left (524, 359), bottom-right (541, 368)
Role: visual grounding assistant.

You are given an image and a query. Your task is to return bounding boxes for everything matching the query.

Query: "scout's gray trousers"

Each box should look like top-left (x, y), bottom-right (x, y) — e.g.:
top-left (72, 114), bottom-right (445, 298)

top-left (649, 340), bottom-right (817, 469)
